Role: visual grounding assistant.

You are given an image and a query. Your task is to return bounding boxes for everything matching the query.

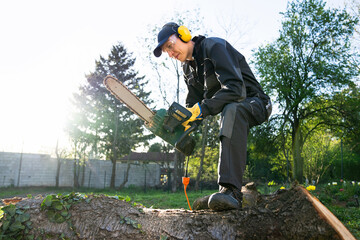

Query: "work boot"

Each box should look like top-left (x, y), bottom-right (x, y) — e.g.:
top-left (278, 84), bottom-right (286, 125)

top-left (192, 195), bottom-right (211, 210)
top-left (208, 185), bottom-right (242, 211)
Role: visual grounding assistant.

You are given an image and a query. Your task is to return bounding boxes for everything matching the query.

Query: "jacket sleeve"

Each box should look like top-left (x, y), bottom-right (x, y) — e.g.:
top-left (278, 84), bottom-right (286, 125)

top-left (185, 83), bottom-right (203, 108)
top-left (183, 61), bottom-right (204, 108)
top-left (200, 40), bottom-right (246, 117)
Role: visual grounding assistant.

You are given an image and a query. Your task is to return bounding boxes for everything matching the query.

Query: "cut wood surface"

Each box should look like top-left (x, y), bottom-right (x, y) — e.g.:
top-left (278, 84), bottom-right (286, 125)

top-left (300, 187), bottom-right (356, 240)
top-left (1, 185), bottom-right (356, 240)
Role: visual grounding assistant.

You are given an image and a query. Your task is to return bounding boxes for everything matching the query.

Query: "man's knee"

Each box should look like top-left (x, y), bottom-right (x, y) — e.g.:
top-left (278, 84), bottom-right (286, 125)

top-left (220, 102), bottom-right (248, 139)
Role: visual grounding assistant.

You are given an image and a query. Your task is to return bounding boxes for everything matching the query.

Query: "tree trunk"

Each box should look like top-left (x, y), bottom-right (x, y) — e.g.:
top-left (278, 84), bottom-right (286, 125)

top-left (5, 185), bottom-right (355, 240)
top-left (73, 160), bottom-right (80, 188)
top-left (73, 145), bottom-right (79, 188)
top-left (55, 140), bottom-right (61, 188)
top-left (292, 118), bottom-right (304, 183)
top-left (172, 151), bottom-right (184, 193)
top-left (110, 158), bottom-right (117, 189)
top-left (81, 164), bottom-right (85, 187)
top-left (195, 119), bottom-right (208, 191)
top-left (118, 162), bottom-right (131, 189)
top-left (76, 158), bottom-right (81, 187)
top-left (110, 108), bottom-right (119, 189)
top-left (55, 158), bottom-right (61, 188)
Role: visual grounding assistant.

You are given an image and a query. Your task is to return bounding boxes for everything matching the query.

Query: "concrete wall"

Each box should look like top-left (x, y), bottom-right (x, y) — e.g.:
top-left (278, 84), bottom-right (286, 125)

top-left (0, 152), bottom-right (161, 188)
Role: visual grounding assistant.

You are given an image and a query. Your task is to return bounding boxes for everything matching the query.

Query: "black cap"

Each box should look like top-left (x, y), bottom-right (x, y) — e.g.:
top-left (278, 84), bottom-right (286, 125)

top-left (153, 22), bottom-right (179, 57)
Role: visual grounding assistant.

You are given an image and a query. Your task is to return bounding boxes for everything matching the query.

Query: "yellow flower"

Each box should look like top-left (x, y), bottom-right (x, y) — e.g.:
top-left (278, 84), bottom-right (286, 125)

top-left (280, 186), bottom-right (285, 189)
top-left (306, 185), bottom-right (316, 191)
top-left (268, 180), bottom-right (276, 186)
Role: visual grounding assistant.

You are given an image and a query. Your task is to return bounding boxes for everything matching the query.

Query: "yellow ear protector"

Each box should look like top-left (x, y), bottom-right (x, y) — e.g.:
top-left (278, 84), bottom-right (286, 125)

top-left (177, 25), bottom-right (192, 43)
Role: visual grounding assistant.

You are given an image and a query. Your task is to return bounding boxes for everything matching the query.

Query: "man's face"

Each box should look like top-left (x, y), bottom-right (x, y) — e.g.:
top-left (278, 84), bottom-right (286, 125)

top-left (161, 34), bottom-right (187, 62)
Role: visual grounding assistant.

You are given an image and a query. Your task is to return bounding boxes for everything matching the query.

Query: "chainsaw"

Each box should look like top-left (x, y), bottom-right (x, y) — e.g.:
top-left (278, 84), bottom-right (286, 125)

top-left (103, 75), bottom-right (197, 156)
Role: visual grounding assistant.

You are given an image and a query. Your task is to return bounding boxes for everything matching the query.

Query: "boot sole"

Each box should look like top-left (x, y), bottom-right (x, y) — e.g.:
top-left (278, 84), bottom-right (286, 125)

top-left (193, 195), bottom-right (211, 210)
top-left (208, 192), bottom-right (240, 211)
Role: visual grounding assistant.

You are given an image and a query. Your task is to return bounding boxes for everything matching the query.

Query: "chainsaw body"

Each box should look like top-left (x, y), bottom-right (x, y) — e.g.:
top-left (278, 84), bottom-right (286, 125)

top-left (146, 102), bottom-right (196, 156)
top-left (103, 75), bottom-right (197, 156)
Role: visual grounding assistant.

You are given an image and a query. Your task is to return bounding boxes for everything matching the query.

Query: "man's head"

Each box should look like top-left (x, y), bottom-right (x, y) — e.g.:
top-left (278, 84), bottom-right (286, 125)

top-left (153, 22), bottom-right (194, 62)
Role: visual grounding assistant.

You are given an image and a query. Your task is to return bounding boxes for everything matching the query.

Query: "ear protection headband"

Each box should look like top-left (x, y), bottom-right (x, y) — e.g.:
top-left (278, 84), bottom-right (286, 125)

top-left (177, 25), bottom-right (192, 43)
top-left (165, 23), bottom-right (192, 43)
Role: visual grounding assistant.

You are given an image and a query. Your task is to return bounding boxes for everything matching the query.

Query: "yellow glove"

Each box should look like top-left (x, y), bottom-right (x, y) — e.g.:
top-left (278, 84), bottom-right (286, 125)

top-left (182, 103), bottom-right (203, 131)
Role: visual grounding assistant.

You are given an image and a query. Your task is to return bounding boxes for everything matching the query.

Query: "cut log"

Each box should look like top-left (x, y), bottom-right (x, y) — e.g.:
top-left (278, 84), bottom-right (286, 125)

top-left (1, 185), bottom-right (355, 240)
top-left (300, 187), bottom-right (356, 240)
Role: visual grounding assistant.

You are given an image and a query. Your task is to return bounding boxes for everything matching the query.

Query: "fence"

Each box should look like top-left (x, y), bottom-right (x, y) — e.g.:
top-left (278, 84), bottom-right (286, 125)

top-left (0, 152), bottom-right (161, 188)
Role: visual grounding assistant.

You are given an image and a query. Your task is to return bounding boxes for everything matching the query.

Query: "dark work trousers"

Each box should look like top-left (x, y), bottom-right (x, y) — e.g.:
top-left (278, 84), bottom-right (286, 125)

top-left (218, 97), bottom-right (271, 190)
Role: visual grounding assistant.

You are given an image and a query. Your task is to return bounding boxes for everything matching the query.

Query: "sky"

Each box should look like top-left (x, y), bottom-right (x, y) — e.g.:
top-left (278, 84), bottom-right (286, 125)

top-left (0, 0), bottom-right (347, 155)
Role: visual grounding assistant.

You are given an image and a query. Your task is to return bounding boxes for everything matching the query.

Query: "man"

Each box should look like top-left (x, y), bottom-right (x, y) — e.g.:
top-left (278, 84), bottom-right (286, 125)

top-left (153, 22), bottom-right (272, 211)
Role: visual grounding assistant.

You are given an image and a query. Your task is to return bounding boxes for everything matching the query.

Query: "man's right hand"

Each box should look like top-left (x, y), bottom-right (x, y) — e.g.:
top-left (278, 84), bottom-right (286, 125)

top-left (182, 103), bottom-right (203, 130)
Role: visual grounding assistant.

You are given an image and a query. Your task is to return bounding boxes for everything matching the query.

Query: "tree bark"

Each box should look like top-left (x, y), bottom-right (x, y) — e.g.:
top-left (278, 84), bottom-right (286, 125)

top-left (110, 108), bottom-right (119, 189)
top-left (118, 162), bottom-right (131, 189)
top-left (195, 119), bottom-right (208, 191)
top-left (55, 140), bottom-right (61, 188)
top-left (292, 117), bottom-right (304, 183)
top-left (172, 151), bottom-right (184, 193)
top-left (4, 185), bottom-right (355, 240)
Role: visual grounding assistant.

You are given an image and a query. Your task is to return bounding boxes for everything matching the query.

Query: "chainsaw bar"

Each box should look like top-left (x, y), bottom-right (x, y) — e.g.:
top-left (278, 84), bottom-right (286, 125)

top-left (103, 75), bottom-right (154, 123)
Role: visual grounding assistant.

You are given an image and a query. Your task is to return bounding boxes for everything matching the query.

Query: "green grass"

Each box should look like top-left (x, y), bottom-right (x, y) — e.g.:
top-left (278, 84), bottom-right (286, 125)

top-left (121, 189), bottom-right (214, 209)
top-left (327, 205), bottom-right (360, 239)
top-left (0, 186), bottom-right (215, 210)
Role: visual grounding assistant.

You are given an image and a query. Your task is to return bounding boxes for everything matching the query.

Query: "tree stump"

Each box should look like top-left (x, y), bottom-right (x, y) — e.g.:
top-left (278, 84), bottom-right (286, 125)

top-left (0, 185), bottom-right (355, 240)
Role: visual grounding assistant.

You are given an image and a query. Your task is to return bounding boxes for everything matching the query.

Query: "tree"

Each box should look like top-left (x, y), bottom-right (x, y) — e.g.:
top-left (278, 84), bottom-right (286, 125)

top-left (328, 86), bottom-right (360, 154)
top-left (68, 43), bottom-right (152, 188)
top-left (302, 129), bottom-right (338, 184)
top-left (54, 140), bottom-right (70, 188)
top-left (253, 0), bottom-right (359, 182)
top-left (346, 0), bottom-right (360, 52)
top-left (148, 143), bottom-right (162, 152)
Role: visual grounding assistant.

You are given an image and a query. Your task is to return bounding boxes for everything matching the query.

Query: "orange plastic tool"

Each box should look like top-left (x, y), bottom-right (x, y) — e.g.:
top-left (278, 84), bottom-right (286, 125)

top-left (182, 176), bottom-right (192, 210)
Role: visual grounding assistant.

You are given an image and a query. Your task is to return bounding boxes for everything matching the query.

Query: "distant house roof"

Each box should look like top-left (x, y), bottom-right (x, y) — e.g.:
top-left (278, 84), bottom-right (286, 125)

top-left (118, 152), bottom-right (175, 163)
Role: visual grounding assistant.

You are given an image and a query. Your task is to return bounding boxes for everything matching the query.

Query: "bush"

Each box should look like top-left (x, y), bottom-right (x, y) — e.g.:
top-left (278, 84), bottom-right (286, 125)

top-left (317, 193), bottom-right (333, 205)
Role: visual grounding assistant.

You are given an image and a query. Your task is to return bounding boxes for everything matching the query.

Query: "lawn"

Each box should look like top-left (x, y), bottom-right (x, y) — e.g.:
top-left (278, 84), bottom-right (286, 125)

top-left (0, 186), bottom-right (215, 210)
top-left (1, 182), bottom-right (359, 239)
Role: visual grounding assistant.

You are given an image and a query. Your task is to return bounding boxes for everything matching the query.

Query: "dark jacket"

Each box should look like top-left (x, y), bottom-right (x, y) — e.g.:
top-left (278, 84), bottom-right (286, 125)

top-left (183, 36), bottom-right (269, 118)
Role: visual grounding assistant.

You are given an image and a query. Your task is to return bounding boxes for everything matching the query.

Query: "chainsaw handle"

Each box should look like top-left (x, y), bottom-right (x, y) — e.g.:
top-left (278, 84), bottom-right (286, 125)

top-left (175, 123), bottom-right (198, 156)
top-left (180, 124), bottom-right (197, 142)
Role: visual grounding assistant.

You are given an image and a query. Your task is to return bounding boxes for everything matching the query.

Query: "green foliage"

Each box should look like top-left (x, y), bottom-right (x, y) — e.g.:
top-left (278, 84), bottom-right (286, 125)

top-left (148, 143), bottom-right (162, 152)
top-left (187, 115), bottom-right (220, 185)
top-left (188, 146), bottom-right (218, 182)
top-left (252, 0), bottom-right (359, 182)
top-left (40, 192), bottom-right (89, 224)
top-left (326, 86), bottom-right (360, 155)
top-left (68, 43), bottom-right (152, 159)
top-left (0, 204), bottom-right (33, 240)
top-left (68, 43), bottom-right (153, 187)
top-left (302, 130), bottom-right (339, 183)
top-left (247, 119), bottom-right (289, 182)
top-left (328, 205), bottom-right (360, 239)
top-left (38, 192), bottom-right (91, 238)
top-left (330, 151), bottom-right (360, 181)
top-left (119, 216), bottom-right (142, 230)
top-left (323, 182), bottom-right (360, 202)
top-left (312, 182), bottom-right (360, 238)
